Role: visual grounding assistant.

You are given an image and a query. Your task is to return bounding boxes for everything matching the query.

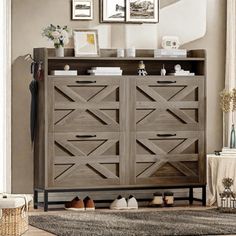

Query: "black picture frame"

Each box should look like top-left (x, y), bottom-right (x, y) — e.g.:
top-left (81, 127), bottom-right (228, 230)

top-left (100, 0), bottom-right (159, 24)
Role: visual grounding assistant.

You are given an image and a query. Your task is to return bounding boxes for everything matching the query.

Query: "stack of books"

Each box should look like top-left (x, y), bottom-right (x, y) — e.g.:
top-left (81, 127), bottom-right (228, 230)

top-left (221, 147), bottom-right (236, 156)
top-left (88, 67), bottom-right (123, 76)
top-left (154, 49), bottom-right (187, 58)
top-left (169, 70), bottom-right (195, 76)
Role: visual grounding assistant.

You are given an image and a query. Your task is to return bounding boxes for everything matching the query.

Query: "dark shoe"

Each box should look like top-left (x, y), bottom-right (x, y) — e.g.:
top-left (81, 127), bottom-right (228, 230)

top-left (163, 192), bottom-right (174, 207)
top-left (84, 196), bottom-right (95, 211)
top-left (65, 196), bottom-right (85, 211)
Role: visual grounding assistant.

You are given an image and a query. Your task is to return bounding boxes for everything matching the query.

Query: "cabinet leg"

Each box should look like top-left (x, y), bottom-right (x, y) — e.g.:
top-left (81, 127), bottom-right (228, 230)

top-left (189, 187), bottom-right (193, 205)
top-left (202, 186), bottom-right (206, 206)
top-left (44, 191), bottom-right (48, 212)
top-left (34, 189), bottom-right (38, 209)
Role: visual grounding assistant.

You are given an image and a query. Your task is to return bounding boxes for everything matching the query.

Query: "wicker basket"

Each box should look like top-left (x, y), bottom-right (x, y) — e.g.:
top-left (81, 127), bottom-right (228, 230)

top-left (0, 205), bottom-right (28, 236)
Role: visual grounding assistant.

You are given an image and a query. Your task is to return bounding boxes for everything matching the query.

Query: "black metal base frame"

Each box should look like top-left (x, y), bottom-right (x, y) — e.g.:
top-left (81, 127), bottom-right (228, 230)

top-left (34, 185), bottom-right (207, 212)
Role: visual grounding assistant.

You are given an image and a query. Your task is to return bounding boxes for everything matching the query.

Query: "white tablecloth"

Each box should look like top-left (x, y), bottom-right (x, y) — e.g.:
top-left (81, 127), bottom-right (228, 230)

top-left (207, 154), bottom-right (236, 206)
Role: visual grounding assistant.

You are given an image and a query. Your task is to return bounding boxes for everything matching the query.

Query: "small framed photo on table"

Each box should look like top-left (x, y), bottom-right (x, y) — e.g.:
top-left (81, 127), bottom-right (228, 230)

top-left (72, 0), bottom-right (93, 20)
top-left (74, 29), bottom-right (99, 57)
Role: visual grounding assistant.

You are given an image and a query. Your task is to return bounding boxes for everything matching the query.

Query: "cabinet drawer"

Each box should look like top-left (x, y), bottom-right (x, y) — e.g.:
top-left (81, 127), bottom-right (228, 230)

top-left (135, 77), bottom-right (205, 131)
top-left (49, 76), bottom-right (125, 132)
top-left (48, 132), bottom-right (124, 188)
top-left (133, 131), bottom-right (204, 185)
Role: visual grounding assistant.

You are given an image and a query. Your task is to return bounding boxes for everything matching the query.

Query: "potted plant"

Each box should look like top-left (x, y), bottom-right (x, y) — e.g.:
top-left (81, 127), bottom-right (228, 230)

top-left (42, 24), bottom-right (70, 57)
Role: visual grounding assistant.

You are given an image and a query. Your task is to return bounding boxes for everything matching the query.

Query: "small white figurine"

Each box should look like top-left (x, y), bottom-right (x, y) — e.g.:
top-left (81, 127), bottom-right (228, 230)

top-left (138, 61), bottom-right (148, 76)
top-left (174, 64), bottom-right (181, 72)
top-left (161, 64), bottom-right (166, 76)
top-left (64, 64), bottom-right (70, 71)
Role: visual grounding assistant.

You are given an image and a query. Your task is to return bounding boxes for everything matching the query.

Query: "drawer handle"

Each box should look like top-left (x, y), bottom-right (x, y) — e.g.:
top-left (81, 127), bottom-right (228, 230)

top-left (157, 134), bottom-right (177, 137)
top-left (76, 135), bottom-right (97, 138)
top-left (157, 81), bottom-right (176, 84)
top-left (76, 81), bottom-right (96, 84)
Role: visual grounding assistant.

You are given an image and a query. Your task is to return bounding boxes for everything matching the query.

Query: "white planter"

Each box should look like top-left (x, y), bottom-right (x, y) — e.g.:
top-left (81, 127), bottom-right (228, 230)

top-left (55, 46), bottom-right (64, 57)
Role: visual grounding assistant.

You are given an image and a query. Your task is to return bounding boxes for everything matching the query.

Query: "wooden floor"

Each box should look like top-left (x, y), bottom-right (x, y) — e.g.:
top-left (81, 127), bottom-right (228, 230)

top-left (25, 205), bottom-right (235, 236)
top-left (24, 225), bottom-right (55, 236)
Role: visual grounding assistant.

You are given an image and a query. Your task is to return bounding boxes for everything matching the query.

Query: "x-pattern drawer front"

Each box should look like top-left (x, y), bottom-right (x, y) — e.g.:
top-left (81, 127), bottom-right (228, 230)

top-left (50, 132), bottom-right (123, 187)
top-left (134, 131), bottom-right (204, 185)
top-left (50, 77), bottom-right (124, 132)
top-left (135, 77), bottom-right (205, 131)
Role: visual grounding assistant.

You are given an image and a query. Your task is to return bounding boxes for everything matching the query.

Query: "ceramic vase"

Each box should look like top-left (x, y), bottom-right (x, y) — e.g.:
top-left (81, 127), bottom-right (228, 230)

top-left (55, 45), bottom-right (64, 57)
top-left (230, 124), bottom-right (236, 148)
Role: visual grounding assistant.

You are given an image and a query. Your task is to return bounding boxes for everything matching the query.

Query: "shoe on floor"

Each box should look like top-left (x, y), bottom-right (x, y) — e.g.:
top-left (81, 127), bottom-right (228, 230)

top-left (149, 192), bottom-right (163, 207)
top-left (127, 195), bottom-right (138, 209)
top-left (84, 196), bottom-right (95, 211)
top-left (110, 195), bottom-right (127, 210)
top-left (65, 196), bottom-right (85, 211)
top-left (163, 192), bottom-right (174, 207)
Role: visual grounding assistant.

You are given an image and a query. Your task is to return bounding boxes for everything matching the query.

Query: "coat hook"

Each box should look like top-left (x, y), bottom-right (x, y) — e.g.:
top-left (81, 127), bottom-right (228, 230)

top-left (24, 53), bottom-right (35, 62)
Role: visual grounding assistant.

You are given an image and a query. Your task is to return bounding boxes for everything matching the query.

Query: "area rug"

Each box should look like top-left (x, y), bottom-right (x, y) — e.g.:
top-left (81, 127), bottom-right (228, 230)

top-left (29, 209), bottom-right (236, 236)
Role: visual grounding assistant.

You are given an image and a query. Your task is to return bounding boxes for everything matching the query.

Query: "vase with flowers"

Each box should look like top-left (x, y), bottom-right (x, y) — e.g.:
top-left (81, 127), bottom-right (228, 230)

top-left (42, 24), bottom-right (70, 57)
top-left (220, 88), bottom-right (236, 148)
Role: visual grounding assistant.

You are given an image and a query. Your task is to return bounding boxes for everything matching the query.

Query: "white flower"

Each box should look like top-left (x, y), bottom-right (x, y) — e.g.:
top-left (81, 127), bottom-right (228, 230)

top-left (61, 30), bottom-right (68, 38)
top-left (42, 24), bottom-right (71, 47)
top-left (53, 38), bottom-right (60, 44)
top-left (51, 31), bottom-right (60, 39)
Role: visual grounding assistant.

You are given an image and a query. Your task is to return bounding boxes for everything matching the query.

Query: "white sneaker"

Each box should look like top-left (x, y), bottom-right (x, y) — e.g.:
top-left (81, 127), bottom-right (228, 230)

top-left (127, 195), bottom-right (138, 209)
top-left (110, 195), bottom-right (127, 210)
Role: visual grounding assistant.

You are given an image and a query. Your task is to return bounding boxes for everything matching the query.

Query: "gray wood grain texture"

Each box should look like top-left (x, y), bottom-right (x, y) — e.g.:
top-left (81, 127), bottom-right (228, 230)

top-left (33, 48), bottom-right (206, 191)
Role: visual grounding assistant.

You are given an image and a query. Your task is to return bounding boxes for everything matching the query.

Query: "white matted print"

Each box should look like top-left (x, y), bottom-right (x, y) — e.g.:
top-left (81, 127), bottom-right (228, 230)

top-left (72, 0), bottom-right (93, 20)
top-left (101, 0), bottom-right (125, 22)
top-left (126, 0), bottom-right (159, 23)
top-left (74, 30), bottom-right (99, 57)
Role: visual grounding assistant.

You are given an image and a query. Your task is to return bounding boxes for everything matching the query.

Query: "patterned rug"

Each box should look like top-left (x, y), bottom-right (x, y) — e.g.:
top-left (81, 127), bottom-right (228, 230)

top-left (29, 209), bottom-right (236, 236)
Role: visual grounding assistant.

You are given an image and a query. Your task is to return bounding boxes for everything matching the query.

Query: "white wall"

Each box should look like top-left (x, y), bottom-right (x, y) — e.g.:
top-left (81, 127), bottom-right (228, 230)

top-left (124, 0), bottom-right (207, 48)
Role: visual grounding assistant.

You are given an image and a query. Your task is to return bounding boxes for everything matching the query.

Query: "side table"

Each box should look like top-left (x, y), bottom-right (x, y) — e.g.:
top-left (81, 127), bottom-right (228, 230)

top-left (207, 154), bottom-right (236, 206)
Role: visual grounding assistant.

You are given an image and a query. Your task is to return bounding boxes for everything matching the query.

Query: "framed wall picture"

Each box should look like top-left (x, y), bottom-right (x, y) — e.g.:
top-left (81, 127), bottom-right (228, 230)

top-left (74, 29), bottom-right (99, 57)
top-left (126, 0), bottom-right (159, 23)
top-left (100, 0), bottom-right (125, 23)
top-left (72, 0), bottom-right (93, 20)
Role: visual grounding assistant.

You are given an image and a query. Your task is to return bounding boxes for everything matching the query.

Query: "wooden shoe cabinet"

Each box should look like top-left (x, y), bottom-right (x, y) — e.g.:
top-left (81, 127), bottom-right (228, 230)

top-left (33, 48), bottom-right (206, 211)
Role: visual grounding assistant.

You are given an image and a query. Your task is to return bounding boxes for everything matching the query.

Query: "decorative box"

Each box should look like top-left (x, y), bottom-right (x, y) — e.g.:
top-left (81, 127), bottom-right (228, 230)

top-left (0, 194), bottom-right (31, 236)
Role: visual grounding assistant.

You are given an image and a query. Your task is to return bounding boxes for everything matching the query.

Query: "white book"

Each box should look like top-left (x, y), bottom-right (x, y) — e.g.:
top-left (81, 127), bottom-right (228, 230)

top-left (50, 70), bottom-right (77, 76)
top-left (169, 72), bottom-right (195, 76)
top-left (155, 49), bottom-right (187, 57)
top-left (88, 69), bottom-right (122, 74)
top-left (175, 70), bottom-right (190, 74)
top-left (220, 153), bottom-right (236, 156)
top-left (91, 67), bottom-right (121, 71)
top-left (89, 72), bottom-right (122, 76)
top-left (222, 147), bottom-right (236, 152)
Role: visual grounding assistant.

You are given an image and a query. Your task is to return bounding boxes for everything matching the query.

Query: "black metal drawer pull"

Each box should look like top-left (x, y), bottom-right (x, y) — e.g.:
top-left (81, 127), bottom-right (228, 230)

top-left (76, 135), bottom-right (97, 138)
top-left (157, 81), bottom-right (176, 84)
top-left (76, 81), bottom-right (96, 84)
top-left (157, 134), bottom-right (177, 137)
